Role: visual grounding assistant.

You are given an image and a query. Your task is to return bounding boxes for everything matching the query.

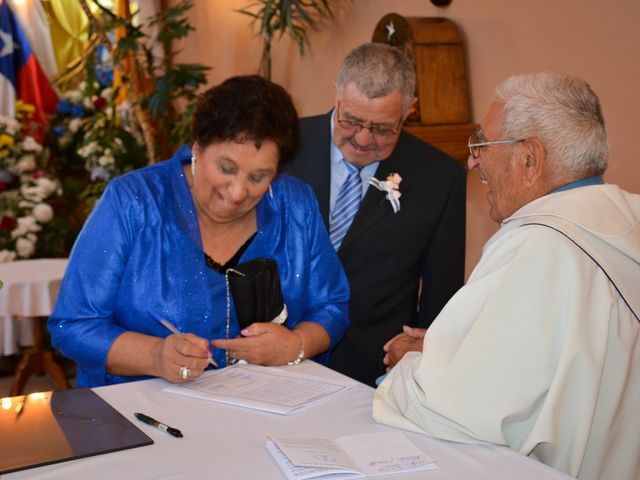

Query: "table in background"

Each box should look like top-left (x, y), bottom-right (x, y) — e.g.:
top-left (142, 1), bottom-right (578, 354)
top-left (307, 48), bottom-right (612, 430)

top-left (0, 259), bottom-right (69, 396)
top-left (4, 362), bottom-right (573, 480)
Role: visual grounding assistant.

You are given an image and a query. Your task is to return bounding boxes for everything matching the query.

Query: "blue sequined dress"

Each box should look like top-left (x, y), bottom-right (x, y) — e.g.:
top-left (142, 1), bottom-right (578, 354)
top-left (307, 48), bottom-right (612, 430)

top-left (49, 146), bottom-right (350, 387)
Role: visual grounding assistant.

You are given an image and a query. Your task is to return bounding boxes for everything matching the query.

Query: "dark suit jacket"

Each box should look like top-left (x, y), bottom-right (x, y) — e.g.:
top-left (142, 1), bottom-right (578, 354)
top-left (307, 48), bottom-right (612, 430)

top-left (286, 112), bottom-right (466, 386)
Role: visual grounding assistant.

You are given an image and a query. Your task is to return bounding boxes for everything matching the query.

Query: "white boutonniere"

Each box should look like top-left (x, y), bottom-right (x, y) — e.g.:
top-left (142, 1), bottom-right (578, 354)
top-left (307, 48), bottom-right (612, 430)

top-left (368, 173), bottom-right (402, 213)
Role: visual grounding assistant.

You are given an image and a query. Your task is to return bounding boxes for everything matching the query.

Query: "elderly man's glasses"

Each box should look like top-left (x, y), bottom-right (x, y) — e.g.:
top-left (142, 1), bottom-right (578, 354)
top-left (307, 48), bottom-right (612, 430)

top-left (468, 130), bottom-right (525, 159)
top-left (336, 103), bottom-right (401, 138)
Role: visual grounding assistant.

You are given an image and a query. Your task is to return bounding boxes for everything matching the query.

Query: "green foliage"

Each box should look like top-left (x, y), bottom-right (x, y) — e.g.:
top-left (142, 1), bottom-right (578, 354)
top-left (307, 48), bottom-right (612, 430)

top-left (237, 0), bottom-right (334, 79)
top-left (86, 0), bottom-right (210, 156)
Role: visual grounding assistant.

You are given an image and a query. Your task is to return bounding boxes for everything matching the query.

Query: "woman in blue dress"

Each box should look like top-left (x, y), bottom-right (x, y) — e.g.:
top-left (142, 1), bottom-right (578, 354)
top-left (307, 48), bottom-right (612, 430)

top-left (49, 75), bottom-right (350, 388)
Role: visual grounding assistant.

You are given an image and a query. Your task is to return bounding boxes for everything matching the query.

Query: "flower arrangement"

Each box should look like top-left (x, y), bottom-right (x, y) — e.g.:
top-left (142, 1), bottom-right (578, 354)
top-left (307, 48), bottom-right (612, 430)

top-left (0, 104), bottom-right (61, 262)
top-left (48, 82), bottom-right (147, 205)
top-left (368, 173), bottom-right (402, 213)
top-left (0, 1), bottom-right (209, 263)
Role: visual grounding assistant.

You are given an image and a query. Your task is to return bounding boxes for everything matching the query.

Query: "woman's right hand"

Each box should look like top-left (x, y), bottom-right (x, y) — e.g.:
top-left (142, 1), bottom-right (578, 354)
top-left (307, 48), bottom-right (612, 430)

top-left (153, 333), bottom-right (211, 383)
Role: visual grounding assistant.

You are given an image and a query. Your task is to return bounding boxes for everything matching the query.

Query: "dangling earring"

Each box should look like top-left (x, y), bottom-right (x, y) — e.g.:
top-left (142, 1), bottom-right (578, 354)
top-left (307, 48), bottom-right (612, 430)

top-left (268, 184), bottom-right (273, 199)
top-left (191, 155), bottom-right (196, 177)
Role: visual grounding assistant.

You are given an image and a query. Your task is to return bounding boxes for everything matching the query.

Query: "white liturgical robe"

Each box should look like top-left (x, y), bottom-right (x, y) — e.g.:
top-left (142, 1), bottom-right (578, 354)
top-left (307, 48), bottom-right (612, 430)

top-left (373, 184), bottom-right (640, 480)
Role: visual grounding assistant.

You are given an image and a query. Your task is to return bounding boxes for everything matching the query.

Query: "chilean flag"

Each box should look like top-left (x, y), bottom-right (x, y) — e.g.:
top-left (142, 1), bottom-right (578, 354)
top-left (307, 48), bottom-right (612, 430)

top-left (0, 0), bottom-right (58, 124)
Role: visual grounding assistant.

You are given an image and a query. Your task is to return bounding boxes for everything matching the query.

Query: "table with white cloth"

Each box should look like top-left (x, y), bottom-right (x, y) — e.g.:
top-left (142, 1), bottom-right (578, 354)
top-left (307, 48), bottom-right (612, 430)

top-left (4, 361), bottom-right (573, 480)
top-left (0, 259), bottom-right (69, 395)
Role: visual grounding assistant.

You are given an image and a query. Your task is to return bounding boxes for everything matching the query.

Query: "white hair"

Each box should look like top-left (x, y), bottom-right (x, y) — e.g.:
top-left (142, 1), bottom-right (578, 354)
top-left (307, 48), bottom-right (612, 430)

top-left (337, 43), bottom-right (416, 113)
top-left (495, 72), bottom-right (609, 177)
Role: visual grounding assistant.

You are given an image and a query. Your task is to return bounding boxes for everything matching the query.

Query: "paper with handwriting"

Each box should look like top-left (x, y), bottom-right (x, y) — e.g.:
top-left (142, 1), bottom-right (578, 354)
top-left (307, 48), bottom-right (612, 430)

top-left (266, 431), bottom-right (437, 479)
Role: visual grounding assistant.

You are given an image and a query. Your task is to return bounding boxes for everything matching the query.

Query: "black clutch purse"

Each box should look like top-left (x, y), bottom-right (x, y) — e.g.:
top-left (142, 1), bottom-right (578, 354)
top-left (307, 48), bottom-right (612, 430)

top-left (226, 258), bottom-right (287, 330)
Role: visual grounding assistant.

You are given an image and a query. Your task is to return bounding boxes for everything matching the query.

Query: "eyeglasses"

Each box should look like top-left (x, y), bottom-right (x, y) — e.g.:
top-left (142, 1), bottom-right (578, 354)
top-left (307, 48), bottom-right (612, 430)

top-left (468, 131), bottom-right (525, 159)
top-left (336, 102), bottom-right (402, 139)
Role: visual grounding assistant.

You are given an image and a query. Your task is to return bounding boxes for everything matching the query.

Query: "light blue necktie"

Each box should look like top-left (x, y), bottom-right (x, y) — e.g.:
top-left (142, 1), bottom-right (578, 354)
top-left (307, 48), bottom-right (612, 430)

top-left (330, 160), bottom-right (362, 250)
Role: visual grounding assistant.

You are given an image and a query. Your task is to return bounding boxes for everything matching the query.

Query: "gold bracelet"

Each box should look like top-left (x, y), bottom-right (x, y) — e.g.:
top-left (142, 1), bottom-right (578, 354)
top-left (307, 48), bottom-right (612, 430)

top-left (287, 330), bottom-right (305, 366)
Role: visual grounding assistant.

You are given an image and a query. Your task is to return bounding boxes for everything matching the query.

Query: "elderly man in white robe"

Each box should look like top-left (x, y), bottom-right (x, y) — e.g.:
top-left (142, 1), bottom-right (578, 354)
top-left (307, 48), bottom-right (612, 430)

top-left (373, 72), bottom-right (640, 480)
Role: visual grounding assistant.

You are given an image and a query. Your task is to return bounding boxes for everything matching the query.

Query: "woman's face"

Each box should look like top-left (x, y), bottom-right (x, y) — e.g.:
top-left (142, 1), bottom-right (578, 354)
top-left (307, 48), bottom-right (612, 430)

top-left (191, 140), bottom-right (279, 224)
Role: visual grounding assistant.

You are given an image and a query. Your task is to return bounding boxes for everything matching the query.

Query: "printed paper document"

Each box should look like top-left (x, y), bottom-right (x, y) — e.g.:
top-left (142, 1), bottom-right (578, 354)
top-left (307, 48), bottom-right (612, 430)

top-left (164, 364), bottom-right (358, 414)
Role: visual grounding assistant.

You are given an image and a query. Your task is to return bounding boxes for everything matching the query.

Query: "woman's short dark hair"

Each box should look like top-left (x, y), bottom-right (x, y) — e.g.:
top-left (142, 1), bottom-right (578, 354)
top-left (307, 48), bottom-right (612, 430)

top-left (191, 75), bottom-right (300, 171)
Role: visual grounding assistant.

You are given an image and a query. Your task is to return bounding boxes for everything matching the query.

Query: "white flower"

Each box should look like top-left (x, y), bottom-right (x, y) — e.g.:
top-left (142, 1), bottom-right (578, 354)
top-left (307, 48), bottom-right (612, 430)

top-left (15, 237), bottom-right (35, 258)
top-left (21, 136), bottom-right (43, 152)
top-left (0, 249), bottom-right (16, 262)
top-left (101, 87), bottom-right (113, 100)
top-left (368, 173), bottom-right (403, 214)
top-left (18, 200), bottom-right (33, 208)
top-left (65, 89), bottom-right (83, 103)
top-left (69, 117), bottom-right (83, 133)
top-left (15, 154), bottom-right (36, 172)
top-left (98, 154), bottom-right (115, 166)
top-left (78, 141), bottom-right (99, 157)
top-left (2, 118), bottom-right (20, 135)
top-left (33, 203), bottom-right (54, 223)
top-left (20, 185), bottom-right (45, 202)
top-left (17, 215), bottom-right (41, 232)
top-left (34, 177), bottom-right (58, 197)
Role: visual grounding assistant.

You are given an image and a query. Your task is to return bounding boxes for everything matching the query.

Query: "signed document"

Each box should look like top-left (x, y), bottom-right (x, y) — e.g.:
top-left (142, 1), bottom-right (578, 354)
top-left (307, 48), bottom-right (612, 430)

top-left (266, 431), bottom-right (437, 479)
top-left (163, 364), bottom-right (358, 414)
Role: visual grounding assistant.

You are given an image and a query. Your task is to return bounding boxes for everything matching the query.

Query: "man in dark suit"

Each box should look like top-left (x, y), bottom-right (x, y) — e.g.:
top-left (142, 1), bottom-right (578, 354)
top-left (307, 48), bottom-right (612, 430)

top-left (287, 43), bottom-right (466, 386)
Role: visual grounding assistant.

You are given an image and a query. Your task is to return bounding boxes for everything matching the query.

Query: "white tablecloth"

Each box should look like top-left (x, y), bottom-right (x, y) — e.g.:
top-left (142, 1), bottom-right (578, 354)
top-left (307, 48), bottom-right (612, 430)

top-left (0, 259), bottom-right (68, 356)
top-left (4, 362), bottom-right (573, 480)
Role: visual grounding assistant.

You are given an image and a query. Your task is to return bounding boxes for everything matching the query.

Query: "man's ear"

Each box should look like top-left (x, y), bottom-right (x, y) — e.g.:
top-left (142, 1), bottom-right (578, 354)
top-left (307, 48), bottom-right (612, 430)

top-left (522, 137), bottom-right (546, 187)
top-left (404, 97), bottom-right (418, 120)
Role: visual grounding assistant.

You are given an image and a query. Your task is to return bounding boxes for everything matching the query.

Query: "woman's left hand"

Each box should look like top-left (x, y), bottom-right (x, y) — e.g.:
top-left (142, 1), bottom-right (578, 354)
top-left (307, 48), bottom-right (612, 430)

top-left (211, 323), bottom-right (302, 365)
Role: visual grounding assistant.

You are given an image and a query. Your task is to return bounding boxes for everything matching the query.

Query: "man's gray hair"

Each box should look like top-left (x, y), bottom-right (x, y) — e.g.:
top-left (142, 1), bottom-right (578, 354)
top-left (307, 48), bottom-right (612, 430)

top-left (337, 43), bottom-right (416, 113)
top-left (496, 72), bottom-right (609, 177)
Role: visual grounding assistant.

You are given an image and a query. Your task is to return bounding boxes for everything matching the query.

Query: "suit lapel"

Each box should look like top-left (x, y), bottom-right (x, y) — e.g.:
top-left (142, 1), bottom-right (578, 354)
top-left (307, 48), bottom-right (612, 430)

top-left (301, 113), bottom-right (333, 227)
top-left (339, 133), bottom-right (418, 251)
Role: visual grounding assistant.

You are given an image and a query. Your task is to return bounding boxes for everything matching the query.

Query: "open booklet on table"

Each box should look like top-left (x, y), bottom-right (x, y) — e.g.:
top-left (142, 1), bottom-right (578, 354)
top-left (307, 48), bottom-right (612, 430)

top-left (266, 431), bottom-right (438, 480)
top-left (163, 363), bottom-right (359, 415)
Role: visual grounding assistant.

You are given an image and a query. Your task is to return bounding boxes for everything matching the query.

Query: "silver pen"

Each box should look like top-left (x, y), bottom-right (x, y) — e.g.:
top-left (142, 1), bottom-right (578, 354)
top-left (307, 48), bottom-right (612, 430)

top-left (148, 310), bottom-right (218, 368)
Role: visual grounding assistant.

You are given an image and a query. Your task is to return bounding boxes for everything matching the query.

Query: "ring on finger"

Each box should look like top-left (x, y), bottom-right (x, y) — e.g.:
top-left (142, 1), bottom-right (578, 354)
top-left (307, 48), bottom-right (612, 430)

top-left (179, 366), bottom-right (192, 379)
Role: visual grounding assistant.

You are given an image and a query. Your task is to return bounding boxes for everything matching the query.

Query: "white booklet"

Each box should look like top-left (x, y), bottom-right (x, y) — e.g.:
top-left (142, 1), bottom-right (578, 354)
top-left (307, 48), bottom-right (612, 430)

top-left (266, 431), bottom-right (438, 479)
top-left (163, 364), bottom-right (358, 415)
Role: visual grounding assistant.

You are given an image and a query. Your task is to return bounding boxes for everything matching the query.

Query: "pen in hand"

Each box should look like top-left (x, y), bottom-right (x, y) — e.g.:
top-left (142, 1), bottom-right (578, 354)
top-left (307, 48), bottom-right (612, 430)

top-left (135, 412), bottom-right (183, 438)
top-left (148, 310), bottom-right (218, 368)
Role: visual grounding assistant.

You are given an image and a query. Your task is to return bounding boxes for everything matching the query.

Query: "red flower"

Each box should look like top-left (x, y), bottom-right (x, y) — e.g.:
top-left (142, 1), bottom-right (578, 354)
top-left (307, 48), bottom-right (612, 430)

top-left (0, 215), bottom-right (17, 231)
top-left (0, 182), bottom-right (6, 191)
top-left (93, 96), bottom-right (107, 109)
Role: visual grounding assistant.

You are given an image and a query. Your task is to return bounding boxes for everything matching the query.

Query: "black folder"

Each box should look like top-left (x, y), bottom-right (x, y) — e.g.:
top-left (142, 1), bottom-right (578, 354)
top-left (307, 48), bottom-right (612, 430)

top-left (0, 388), bottom-right (153, 474)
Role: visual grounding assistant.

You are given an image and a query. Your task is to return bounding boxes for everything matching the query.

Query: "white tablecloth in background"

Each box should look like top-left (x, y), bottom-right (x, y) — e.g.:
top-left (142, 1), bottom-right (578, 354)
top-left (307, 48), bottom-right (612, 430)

top-left (0, 259), bottom-right (68, 356)
top-left (4, 362), bottom-right (573, 480)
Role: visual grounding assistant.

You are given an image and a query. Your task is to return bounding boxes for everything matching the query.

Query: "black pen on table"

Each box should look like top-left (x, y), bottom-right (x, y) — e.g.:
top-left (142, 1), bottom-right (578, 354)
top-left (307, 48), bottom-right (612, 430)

top-left (135, 412), bottom-right (183, 438)
top-left (148, 309), bottom-right (218, 368)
